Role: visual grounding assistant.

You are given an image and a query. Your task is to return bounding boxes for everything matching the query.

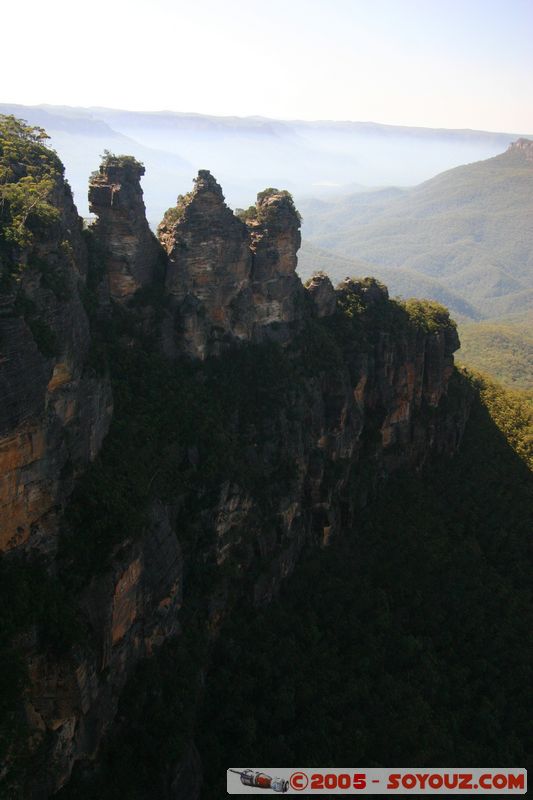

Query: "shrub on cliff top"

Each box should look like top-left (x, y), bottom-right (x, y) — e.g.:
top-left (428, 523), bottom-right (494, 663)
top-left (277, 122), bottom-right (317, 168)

top-left (160, 191), bottom-right (194, 229)
top-left (0, 115), bottom-right (62, 250)
top-left (256, 187), bottom-right (302, 222)
top-left (401, 298), bottom-right (457, 333)
top-left (98, 150), bottom-right (144, 172)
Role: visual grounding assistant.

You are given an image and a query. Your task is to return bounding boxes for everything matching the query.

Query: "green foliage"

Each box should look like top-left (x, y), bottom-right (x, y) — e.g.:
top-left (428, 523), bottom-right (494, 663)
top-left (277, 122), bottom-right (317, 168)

top-left (401, 297), bottom-right (457, 333)
top-left (256, 187), bottom-right (282, 204)
top-left (256, 187), bottom-right (302, 222)
top-left (98, 150), bottom-right (144, 171)
top-left (457, 318), bottom-right (533, 390)
top-left (234, 204), bottom-right (257, 222)
top-left (0, 115), bottom-right (62, 252)
top-left (236, 190), bottom-right (302, 225)
top-left (464, 368), bottom-right (533, 469)
top-left (160, 192), bottom-right (194, 228)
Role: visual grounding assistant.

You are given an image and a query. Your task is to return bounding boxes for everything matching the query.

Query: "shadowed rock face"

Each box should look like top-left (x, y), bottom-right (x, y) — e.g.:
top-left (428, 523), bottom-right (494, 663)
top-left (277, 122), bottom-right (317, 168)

top-left (88, 159), bottom-right (164, 302)
top-left (0, 176), bottom-right (112, 553)
top-left (158, 174), bottom-right (307, 357)
top-left (305, 272), bottom-right (337, 318)
top-left (247, 189), bottom-right (307, 336)
top-left (158, 171), bottom-right (252, 357)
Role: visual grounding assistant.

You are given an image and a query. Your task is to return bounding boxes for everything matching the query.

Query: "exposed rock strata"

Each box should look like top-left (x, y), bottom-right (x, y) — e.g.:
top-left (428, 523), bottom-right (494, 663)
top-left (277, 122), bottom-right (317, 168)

top-left (158, 171), bottom-right (251, 358)
top-left (0, 177), bottom-right (112, 553)
top-left (88, 158), bottom-right (164, 302)
top-left (158, 174), bottom-right (306, 357)
top-left (23, 503), bottom-right (182, 795)
top-left (507, 137), bottom-right (533, 162)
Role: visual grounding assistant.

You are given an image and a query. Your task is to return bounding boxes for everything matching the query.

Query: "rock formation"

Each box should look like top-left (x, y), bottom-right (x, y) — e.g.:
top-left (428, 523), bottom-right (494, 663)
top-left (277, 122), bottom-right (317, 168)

top-left (158, 170), bottom-right (251, 358)
top-left (0, 140), bottom-right (472, 798)
top-left (247, 188), bottom-right (307, 337)
top-left (157, 174), bottom-right (307, 357)
top-left (507, 137), bottom-right (533, 162)
top-left (88, 156), bottom-right (164, 302)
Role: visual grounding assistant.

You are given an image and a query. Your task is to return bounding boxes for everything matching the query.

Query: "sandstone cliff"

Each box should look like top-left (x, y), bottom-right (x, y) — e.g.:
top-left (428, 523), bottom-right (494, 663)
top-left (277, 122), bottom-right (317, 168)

top-left (0, 129), bottom-right (472, 798)
top-left (507, 137), bottom-right (533, 162)
top-left (0, 138), bottom-right (112, 554)
top-left (88, 155), bottom-right (164, 303)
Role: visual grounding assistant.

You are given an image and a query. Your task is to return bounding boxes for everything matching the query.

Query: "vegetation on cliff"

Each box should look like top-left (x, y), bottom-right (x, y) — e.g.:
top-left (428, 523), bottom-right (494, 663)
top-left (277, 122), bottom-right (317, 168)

top-left (235, 188), bottom-right (302, 225)
top-left (457, 318), bottom-right (533, 390)
top-left (464, 369), bottom-right (533, 470)
top-left (0, 115), bottom-right (62, 255)
top-left (90, 150), bottom-right (144, 180)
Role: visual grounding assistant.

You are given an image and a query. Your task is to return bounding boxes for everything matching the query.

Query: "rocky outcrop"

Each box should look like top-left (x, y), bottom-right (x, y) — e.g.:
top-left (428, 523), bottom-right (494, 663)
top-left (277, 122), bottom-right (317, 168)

top-left (157, 175), bottom-right (306, 358)
top-left (306, 272), bottom-right (337, 317)
top-left (247, 189), bottom-right (306, 337)
top-left (507, 137), bottom-right (533, 162)
top-left (88, 157), bottom-right (164, 302)
top-left (158, 171), bottom-right (251, 358)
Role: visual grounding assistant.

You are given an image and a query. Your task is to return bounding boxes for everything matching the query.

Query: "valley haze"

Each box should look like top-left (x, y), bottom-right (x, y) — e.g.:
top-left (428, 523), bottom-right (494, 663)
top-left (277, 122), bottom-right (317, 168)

top-left (1, 103), bottom-right (529, 218)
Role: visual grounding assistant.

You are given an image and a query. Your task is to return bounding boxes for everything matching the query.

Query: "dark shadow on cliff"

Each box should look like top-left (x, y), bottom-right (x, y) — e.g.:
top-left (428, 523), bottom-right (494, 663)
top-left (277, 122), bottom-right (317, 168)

top-left (57, 370), bottom-right (532, 799)
top-left (195, 370), bottom-right (532, 798)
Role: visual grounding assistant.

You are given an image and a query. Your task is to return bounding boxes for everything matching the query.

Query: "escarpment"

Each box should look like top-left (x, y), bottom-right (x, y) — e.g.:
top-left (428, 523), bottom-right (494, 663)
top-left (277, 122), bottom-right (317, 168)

top-left (0, 128), bottom-right (473, 798)
top-left (0, 134), bottom-right (112, 554)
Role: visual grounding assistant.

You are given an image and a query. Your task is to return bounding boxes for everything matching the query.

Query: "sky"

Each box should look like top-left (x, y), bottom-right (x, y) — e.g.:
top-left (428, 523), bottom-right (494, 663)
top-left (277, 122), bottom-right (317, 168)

top-left (2, 0), bottom-right (533, 132)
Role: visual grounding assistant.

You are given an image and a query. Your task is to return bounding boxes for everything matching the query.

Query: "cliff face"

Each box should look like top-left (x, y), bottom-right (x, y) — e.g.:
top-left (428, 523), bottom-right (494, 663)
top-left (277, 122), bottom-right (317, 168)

top-left (157, 174), bottom-right (306, 358)
top-left (88, 157), bottom-right (164, 302)
top-left (158, 170), bottom-right (252, 358)
top-left (507, 137), bottom-right (533, 162)
top-left (0, 138), bottom-right (472, 798)
top-left (0, 168), bottom-right (112, 554)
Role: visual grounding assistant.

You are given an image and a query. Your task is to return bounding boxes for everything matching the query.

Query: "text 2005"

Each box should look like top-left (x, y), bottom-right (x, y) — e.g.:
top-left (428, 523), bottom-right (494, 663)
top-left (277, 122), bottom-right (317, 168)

top-left (310, 773), bottom-right (367, 790)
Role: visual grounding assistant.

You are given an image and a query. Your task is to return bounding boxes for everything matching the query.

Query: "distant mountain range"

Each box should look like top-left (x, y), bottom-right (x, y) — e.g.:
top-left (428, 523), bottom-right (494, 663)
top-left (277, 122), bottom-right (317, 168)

top-left (0, 103), bottom-right (529, 221)
top-left (298, 140), bottom-right (533, 321)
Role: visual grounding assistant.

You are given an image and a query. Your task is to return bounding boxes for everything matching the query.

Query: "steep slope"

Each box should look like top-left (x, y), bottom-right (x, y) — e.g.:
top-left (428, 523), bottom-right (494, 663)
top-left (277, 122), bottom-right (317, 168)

top-left (0, 117), bottom-right (473, 798)
top-left (456, 317), bottom-right (533, 390)
top-left (300, 140), bottom-right (533, 319)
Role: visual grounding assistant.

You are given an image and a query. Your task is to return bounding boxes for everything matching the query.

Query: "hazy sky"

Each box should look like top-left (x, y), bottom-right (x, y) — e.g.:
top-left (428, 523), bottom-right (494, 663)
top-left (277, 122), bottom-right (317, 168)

top-left (3, 0), bottom-right (532, 131)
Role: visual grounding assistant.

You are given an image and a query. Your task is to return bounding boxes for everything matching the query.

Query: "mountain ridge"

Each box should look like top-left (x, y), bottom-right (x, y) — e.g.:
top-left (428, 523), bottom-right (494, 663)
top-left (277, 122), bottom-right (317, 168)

top-left (1, 103), bottom-right (528, 219)
top-left (299, 139), bottom-right (533, 321)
